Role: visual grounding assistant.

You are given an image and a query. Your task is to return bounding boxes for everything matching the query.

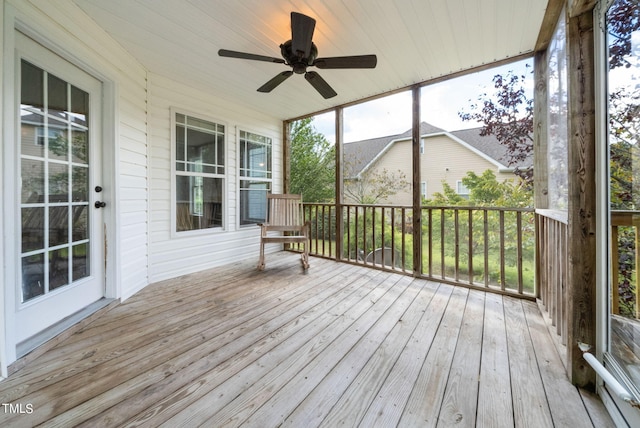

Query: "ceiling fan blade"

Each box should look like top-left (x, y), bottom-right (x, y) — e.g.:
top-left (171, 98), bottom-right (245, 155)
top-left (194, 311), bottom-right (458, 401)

top-left (257, 71), bottom-right (294, 93)
top-left (218, 49), bottom-right (285, 64)
top-left (290, 12), bottom-right (315, 58)
top-left (305, 71), bottom-right (337, 99)
top-left (313, 54), bottom-right (377, 69)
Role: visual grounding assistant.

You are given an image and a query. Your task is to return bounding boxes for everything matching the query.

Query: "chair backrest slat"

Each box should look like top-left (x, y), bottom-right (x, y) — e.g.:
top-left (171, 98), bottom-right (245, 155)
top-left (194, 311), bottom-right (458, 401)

top-left (267, 194), bottom-right (303, 227)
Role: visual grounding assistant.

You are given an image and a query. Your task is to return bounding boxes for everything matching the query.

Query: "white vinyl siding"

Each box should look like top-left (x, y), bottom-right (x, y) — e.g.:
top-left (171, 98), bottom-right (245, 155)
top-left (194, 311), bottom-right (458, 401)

top-left (148, 74), bottom-right (282, 283)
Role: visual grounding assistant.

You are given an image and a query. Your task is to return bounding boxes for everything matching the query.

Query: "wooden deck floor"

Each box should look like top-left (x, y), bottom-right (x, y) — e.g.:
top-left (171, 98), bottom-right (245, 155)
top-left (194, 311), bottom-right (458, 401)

top-left (0, 253), bottom-right (614, 427)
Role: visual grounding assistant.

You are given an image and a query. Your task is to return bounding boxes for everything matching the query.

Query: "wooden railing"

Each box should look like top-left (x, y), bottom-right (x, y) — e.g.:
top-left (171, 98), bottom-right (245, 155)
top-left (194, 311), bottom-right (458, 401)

top-left (302, 203), bottom-right (536, 298)
top-left (536, 209), bottom-right (569, 346)
top-left (535, 209), bottom-right (640, 370)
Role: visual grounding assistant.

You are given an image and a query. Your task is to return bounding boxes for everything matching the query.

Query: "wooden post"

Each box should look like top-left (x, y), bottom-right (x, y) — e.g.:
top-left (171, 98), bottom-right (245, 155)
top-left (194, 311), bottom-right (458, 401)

top-left (566, 7), bottom-right (597, 388)
top-left (335, 108), bottom-right (344, 260)
top-left (283, 121), bottom-right (291, 193)
top-left (411, 86), bottom-right (422, 276)
top-left (534, 50), bottom-right (549, 300)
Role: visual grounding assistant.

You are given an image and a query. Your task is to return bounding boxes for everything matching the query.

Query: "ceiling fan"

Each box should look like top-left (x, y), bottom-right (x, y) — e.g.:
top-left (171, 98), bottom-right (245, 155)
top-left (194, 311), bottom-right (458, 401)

top-left (218, 12), bottom-right (377, 99)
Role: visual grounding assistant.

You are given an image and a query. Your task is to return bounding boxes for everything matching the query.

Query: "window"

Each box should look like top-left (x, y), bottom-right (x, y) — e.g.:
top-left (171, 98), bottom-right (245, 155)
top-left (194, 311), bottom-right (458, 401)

top-left (239, 130), bottom-right (272, 226)
top-left (174, 113), bottom-right (225, 232)
top-left (420, 140), bottom-right (424, 155)
top-left (456, 180), bottom-right (469, 196)
top-left (421, 181), bottom-right (427, 198)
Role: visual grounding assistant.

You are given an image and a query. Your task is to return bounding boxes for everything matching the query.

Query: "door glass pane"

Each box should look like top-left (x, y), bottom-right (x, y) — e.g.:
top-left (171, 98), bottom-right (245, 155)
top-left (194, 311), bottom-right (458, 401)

top-left (21, 158), bottom-right (44, 203)
top-left (72, 165), bottom-right (88, 202)
top-left (72, 243), bottom-right (89, 281)
top-left (607, 0), bottom-right (640, 391)
top-left (49, 206), bottom-right (69, 248)
top-left (20, 113), bottom-right (45, 158)
top-left (21, 60), bottom-right (43, 111)
top-left (48, 73), bottom-right (68, 119)
top-left (72, 128), bottom-right (88, 163)
top-left (48, 162), bottom-right (69, 202)
top-left (20, 59), bottom-right (91, 303)
top-left (72, 207), bottom-right (88, 242)
top-left (22, 254), bottom-right (44, 301)
top-left (49, 248), bottom-right (69, 290)
top-left (70, 85), bottom-right (88, 126)
top-left (48, 118), bottom-right (68, 161)
top-left (22, 207), bottom-right (44, 252)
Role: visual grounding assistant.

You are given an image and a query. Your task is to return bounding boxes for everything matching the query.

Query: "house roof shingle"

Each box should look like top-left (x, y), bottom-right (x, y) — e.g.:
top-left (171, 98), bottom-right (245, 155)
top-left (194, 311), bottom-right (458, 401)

top-left (343, 122), bottom-right (531, 177)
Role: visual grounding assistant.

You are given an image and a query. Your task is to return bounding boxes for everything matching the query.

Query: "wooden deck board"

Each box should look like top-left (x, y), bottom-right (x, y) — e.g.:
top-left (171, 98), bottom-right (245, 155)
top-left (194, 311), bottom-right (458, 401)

top-left (503, 296), bottom-right (553, 427)
top-left (477, 292), bottom-right (514, 427)
top-left (0, 253), bottom-right (613, 427)
top-left (436, 289), bottom-right (485, 427)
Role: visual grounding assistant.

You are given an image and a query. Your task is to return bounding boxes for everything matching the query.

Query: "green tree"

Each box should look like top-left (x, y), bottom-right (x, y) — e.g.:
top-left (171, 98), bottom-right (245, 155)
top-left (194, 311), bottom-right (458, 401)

top-left (423, 170), bottom-right (535, 289)
top-left (289, 117), bottom-right (335, 202)
top-left (424, 170), bottom-right (533, 208)
top-left (459, 68), bottom-right (534, 188)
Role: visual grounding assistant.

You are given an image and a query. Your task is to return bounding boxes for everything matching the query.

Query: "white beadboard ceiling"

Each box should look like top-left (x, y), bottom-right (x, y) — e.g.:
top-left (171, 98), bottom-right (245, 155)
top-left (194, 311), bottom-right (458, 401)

top-left (73, 0), bottom-right (549, 120)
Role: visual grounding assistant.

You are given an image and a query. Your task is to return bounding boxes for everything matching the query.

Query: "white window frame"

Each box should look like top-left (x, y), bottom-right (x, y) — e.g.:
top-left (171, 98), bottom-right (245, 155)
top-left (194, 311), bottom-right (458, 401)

top-left (238, 129), bottom-right (273, 227)
top-left (421, 181), bottom-right (427, 198)
top-left (171, 109), bottom-right (227, 236)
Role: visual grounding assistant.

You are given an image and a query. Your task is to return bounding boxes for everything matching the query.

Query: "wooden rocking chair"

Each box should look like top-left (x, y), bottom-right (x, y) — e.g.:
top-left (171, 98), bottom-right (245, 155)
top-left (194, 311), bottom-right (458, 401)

top-left (258, 193), bottom-right (310, 271)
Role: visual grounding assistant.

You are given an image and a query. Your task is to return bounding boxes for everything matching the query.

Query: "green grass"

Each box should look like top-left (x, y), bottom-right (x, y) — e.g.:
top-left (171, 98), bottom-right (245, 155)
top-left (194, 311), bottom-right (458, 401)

top-left (307, 233), bottom-right (535, 294)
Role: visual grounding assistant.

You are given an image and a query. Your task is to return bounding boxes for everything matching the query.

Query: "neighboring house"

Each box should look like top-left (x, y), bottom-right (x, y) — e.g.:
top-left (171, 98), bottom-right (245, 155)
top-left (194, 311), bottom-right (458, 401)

top-left (343, 122), bottom-right (531, 205)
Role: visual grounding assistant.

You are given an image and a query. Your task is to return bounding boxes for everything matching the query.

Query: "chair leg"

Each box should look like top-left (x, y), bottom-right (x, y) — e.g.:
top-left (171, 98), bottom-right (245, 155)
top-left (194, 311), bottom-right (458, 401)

top-left (258, 239), bottom-right (266, 270)
top-left (301, 238), bottom-right (310, 271)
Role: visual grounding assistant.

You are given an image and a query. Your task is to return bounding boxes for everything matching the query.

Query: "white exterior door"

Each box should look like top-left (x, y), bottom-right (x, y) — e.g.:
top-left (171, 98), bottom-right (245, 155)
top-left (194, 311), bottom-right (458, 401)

top-left (15, 32), bottom-right (105, 343)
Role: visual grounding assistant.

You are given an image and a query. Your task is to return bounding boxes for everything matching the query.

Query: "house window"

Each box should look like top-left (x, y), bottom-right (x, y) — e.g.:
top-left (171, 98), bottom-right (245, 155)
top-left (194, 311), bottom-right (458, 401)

top-left (239, 130), bottom-right (272, 226)
top-left (421, 181), bottom-right (427, 198)
top-left (174, 113), bottom-right (224, 232)
top-left (456, 180), bottom-right (469, 196)
top-left (420, 140), bottom-right (424, 154)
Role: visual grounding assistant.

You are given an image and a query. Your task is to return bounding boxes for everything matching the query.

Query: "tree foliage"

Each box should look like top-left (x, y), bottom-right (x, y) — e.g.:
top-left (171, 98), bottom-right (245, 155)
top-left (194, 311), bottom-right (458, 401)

top-left (289, 117), bottom-right (335, 203)
top-left (608, 0), bottom-right (640, 210)
top-left (459, 68), bottom-right (534, 188)
top-left (424, 169), bottom-right (533, 208)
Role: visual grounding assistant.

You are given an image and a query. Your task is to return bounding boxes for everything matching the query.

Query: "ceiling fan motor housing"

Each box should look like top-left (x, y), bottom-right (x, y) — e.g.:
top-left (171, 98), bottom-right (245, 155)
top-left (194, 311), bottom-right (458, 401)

top-left (280, 40), bottom-right (318, 73)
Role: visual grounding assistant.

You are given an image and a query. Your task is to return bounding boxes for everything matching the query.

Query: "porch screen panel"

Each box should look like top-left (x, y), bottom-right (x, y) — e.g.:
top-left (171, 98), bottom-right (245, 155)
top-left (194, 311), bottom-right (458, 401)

top-left (547, 15), bottom-right (569, 210)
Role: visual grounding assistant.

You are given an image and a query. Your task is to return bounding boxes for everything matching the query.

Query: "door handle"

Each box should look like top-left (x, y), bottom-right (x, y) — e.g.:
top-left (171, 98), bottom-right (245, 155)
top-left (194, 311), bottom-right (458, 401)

top-left (94, 201), bottom-right (106, 208)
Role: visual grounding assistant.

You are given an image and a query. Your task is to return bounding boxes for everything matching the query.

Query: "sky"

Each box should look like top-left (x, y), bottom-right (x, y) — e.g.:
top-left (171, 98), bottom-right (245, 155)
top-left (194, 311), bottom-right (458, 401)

top-left (311, 58), bottom-right (533, 144)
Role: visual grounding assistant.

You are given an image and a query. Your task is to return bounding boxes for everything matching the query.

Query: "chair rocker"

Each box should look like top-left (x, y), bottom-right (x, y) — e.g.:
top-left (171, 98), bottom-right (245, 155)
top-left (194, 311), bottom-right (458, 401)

top-left (258, 193), bottom-right (310, 271)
